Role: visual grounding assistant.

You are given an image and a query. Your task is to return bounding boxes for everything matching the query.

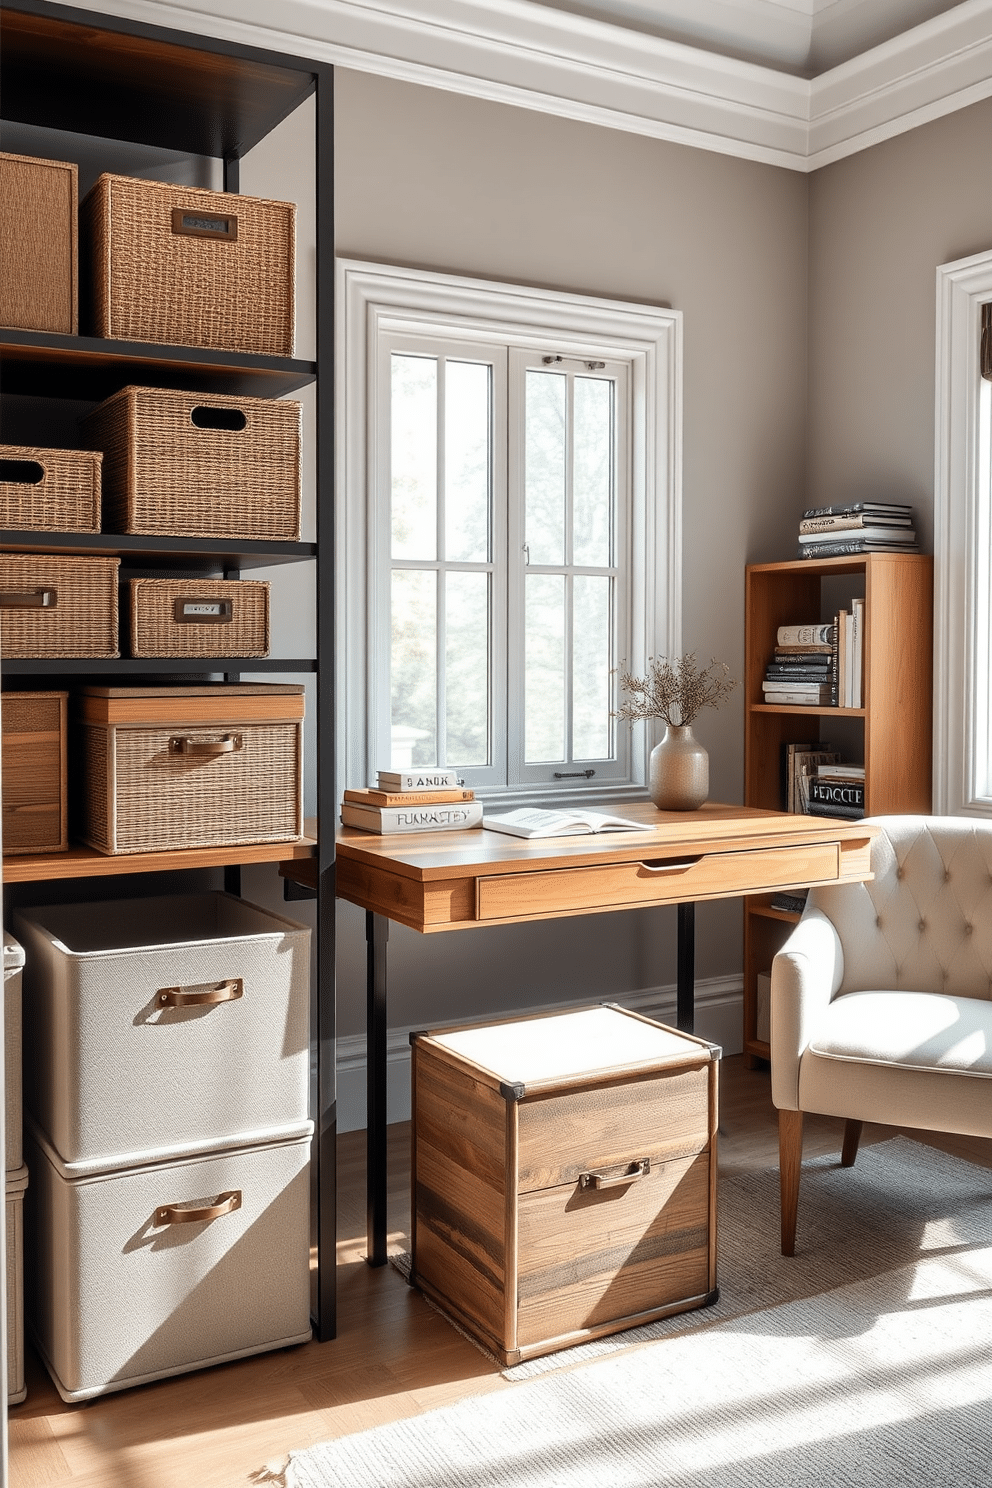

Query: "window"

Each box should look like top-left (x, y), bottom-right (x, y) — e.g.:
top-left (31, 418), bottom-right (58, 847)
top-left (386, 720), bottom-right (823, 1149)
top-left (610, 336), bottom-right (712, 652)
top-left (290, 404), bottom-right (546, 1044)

top-left (337, 261), bottom-right (682, 805)
top-left (934, 249), bottom-right (992, 816)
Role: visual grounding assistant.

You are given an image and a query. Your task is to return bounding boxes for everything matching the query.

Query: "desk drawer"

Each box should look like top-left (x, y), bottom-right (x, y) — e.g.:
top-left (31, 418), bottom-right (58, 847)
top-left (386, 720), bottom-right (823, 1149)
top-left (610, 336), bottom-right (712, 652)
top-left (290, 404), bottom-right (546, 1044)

top-left (476, 841), bottom-right (840, 921)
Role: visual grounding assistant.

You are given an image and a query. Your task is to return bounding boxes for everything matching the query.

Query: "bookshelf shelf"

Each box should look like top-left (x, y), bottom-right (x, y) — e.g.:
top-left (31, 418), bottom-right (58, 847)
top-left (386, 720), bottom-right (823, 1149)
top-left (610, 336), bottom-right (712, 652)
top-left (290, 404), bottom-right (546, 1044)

top-left (742, 551), bottom-right (933, 1065)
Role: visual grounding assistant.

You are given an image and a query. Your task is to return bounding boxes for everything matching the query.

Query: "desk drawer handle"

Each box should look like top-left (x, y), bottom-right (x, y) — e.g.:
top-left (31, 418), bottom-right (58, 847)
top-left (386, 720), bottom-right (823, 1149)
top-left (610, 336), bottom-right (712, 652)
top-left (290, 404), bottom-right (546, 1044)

top-left (638, 857), bottom-right (702, 873)
top-left (157, 978), bottom-right (243, 1008)
top-left (579, 1158), bottom-right (651, 1190)
top-left (155, 1191), bottom-right (241, 1226)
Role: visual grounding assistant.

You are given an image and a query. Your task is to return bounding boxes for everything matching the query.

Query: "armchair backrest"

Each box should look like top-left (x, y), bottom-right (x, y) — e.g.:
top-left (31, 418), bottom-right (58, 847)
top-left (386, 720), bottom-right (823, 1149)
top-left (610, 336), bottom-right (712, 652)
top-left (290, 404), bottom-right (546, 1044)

top-left (806, 815), bottom-right (992, 1001)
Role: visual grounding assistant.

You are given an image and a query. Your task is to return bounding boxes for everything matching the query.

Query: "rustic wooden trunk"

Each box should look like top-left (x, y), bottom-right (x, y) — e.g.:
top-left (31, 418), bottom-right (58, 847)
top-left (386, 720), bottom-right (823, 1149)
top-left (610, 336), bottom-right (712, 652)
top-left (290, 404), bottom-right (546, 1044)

top-left (411, 1004), bottom-right (719, 1366)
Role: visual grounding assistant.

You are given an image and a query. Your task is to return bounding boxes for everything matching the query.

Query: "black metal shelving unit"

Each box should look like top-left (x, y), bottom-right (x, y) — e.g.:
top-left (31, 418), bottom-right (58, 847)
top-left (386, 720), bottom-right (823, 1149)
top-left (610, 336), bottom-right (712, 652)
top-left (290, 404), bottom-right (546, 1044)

top-left (0, 8), bottom-right (337, 1444)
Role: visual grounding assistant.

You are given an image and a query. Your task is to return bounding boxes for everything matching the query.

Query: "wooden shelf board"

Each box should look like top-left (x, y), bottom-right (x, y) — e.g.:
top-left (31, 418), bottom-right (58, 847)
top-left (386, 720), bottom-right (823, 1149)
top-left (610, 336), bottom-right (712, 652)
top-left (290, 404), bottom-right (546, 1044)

top-left (743, 1038), bottom-right (770, 1063)
top-left (751, 704), bottom-right (866, 717)
top-left (0, 531), bottom-right (316, 569)
top-left (747, 901), bottom-right (802, 924)
top-left (1, 657), bottom-right (316, 676)
top-left (3, 833), bottom-right (317, 884)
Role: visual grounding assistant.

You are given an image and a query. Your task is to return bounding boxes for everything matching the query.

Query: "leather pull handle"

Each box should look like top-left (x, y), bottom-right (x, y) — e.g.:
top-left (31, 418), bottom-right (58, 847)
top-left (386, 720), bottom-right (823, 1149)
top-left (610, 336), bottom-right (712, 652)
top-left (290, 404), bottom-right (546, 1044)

top-left (0, 588), bottom-right (57, 609)
top-left (155, 1191), bottom-right (241, 1226)
top-left (156, 978), bottom-right (243, 1009)
top-left (578, 1158), bottom-right (651, 1191)
top-left (171, 207), bottom-right (238, 242)
top-left (168, 734), bottom-right (243, 756)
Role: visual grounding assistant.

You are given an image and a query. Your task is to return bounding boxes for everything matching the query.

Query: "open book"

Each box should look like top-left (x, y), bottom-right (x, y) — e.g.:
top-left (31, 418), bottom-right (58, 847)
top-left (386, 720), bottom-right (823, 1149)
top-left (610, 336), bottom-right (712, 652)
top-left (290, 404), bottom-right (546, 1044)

top-left (482, 808), bottom-right (653, 839)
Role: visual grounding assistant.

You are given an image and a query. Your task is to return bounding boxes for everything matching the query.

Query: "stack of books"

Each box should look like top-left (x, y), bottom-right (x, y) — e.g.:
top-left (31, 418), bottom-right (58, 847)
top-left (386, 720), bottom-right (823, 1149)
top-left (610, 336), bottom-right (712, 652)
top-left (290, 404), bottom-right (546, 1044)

top-left (340, 768), bottom-right (483, 834)
top-left (782, 741), bottom-right (840, 813)
top-left (806, 763), bottom-right (866, 820)
top-left (797, 501), bottom-right (918, 559)
top-left (762, 623), bottom-right (835, 706)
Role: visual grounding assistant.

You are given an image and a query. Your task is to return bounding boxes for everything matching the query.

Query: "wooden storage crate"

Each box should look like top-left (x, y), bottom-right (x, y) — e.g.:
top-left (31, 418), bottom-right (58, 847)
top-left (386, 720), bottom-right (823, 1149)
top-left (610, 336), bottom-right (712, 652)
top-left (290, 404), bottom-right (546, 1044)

top-left (126, 578), bottom-right (269, 658)
top-left (76, 684), bottom-right (304, 855)
top-left (0, 554), bottom-right (119, 658)
top-left (82, 385), bottom-right (301, 541)
top-left (0, 445), bottom-right (102, 533)
top-left (81, 173), bottom-right (295, 355)
top-left (0, 152), bottom-right (78, 334)
top-left (411, 1005), bottom-right (720, 1367)
top-left (1, 691), bottom-right (68, 854)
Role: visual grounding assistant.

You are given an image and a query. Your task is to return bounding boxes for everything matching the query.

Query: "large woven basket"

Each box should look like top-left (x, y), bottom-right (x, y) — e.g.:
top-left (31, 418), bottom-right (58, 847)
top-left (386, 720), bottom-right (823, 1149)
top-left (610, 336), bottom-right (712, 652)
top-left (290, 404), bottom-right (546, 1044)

top-left (127, 578), bottom-right (269, 658)
top-left (1, 691), bottom-right (68, 854)
top-left (0, 554), bottom-right (119, 658)
top-left (81, 173), bottom-right (295, 355)
top-left (82, 386), bottom-right (301, 541)
top-left (0, 445), bottom-right (101, 533)
top-left (0, 152), bottom-right (78, 334)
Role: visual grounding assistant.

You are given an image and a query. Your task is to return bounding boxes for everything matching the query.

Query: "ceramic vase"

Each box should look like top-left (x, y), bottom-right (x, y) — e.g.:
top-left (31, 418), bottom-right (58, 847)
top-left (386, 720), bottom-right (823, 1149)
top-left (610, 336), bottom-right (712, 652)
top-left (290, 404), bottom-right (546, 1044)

top-left (649, 724), bottom-right (709, 810)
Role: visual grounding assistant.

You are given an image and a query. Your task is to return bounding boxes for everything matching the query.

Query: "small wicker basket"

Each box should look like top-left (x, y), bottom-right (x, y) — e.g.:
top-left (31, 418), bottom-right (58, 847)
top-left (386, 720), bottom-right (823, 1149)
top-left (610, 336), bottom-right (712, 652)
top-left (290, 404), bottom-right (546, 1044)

top-left (1, 692), bottom-right (68, 855)
top-left (0, 445), bottom-right (102, 533)
top-left (81, 173), bottom-right (295, 355)
top-left (0, 152), bottom-right (78, 334)
top-left (0, 554), bottom-right (119, 658)
top-left (127, 578), bottom-right (269, 658)
top-left (82, 385), bottom-right (301, 541)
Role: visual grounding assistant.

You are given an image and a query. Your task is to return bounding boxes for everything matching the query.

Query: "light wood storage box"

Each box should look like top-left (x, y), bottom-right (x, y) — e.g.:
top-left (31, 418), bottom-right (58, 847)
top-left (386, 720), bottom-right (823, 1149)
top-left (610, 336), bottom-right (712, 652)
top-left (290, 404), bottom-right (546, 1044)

top-left (127, 578), bottom-right (269, 658)
top-left (0, 445), bottom-right (102, 533)
top-left (0, 554), bottom-right (119, 658)
top-left (82, 385), bottom-right (301, 541)
top-left (6, 1163), bottom-right (28, 1406)
top-left (76, 683), bottom-right (304, 855)
top-left (0, 152), bottom-right (78, 334)
top-left (1, 691), bottom-right (68, 854)
top-left (411, 1005), bottom-right (720, 1367)
top-left (81, 173), bottom-right (295, 355)
top-left (24, 1120), bottom-right (312, 1402)
top-left (15, 892), bottom-right (310, 1166)
top-left (4, 933), bottom-right (25, 1171)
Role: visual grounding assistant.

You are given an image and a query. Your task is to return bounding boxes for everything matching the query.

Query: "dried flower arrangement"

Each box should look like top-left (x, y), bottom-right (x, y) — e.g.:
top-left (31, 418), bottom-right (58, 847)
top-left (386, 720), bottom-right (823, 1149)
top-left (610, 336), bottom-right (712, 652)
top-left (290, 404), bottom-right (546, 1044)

top-left (615, 653), bottom-right (737, 728)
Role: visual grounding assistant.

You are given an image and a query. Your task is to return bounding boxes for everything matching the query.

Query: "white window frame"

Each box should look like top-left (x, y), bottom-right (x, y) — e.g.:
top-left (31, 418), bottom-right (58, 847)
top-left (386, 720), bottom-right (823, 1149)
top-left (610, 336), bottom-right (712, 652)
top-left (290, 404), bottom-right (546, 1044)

top-left (336, 258), bottom-right (683, 808)
top-left (934, 248), bottom-right (992, 817)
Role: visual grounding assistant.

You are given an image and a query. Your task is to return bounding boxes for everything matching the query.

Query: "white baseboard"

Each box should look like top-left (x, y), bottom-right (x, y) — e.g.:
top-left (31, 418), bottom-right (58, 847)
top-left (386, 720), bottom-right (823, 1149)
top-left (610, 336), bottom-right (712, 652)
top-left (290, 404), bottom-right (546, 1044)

top-left (334, 976), bottom-right (743, 1133)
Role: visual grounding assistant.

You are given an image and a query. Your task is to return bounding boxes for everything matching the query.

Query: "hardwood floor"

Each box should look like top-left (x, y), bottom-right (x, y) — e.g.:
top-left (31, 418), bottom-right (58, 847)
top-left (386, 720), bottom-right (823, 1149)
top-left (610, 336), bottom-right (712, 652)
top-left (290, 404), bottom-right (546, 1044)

top-left (9, 1056), bottom-right (992, 1487)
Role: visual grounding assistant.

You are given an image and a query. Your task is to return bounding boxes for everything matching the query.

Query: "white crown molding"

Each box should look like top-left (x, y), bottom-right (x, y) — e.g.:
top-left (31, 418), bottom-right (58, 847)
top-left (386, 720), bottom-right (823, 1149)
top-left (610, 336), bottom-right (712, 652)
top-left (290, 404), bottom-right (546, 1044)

top-left (50, 0), bottom-right (992, 172)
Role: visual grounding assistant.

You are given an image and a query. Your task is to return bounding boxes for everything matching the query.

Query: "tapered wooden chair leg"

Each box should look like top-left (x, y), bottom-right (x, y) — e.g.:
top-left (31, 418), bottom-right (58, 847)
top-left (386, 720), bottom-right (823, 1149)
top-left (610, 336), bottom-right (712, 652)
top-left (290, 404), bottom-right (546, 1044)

top-left (840, 1118), bottom-right (863, 1168)
top-left (779, 1108), bottom-right (803, 1256)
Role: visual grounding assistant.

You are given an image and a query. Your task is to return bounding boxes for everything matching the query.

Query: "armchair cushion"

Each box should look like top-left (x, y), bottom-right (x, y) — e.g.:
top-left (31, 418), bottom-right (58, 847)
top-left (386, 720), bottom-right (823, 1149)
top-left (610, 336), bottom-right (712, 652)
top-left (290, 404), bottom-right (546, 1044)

top-left (807, 989), bottom-right (992, 1078)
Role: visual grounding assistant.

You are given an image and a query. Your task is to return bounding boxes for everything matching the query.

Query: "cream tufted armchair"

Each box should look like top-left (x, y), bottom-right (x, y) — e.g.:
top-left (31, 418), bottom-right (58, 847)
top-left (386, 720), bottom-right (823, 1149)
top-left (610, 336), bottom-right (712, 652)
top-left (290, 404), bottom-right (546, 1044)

top-left (771, 815), bottom-right (992, 1255)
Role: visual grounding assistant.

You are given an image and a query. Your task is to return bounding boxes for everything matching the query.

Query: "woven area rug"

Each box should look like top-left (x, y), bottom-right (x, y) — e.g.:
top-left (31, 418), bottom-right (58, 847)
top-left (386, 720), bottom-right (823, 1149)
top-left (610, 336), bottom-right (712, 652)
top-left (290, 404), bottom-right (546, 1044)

top-left (283, 1138), bottom-right (992, 1487)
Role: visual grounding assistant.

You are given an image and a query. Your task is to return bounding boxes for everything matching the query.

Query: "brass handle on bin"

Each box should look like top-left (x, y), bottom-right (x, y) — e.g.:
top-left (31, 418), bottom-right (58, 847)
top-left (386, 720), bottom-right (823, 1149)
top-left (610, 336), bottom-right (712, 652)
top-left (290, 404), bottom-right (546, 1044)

top-left (0, 588), bottom-right (57, 609)
top-left (638, 857), bottom-right (702, 874)
top-left (155, 1191), bottom-right (241, 1226)
top-left (579, 1158), bottom-right (651, 1190)
top-left (156, 978), bottom-right (243, 1008)
top-left (168, 734), bottom-right (243, 756)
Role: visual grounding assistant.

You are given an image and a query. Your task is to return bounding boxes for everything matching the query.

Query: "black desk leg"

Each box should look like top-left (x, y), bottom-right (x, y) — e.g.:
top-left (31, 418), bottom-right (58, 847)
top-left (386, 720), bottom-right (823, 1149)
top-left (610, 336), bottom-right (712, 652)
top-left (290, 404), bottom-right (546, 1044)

top-left (366, 911), bottom-right (389, 1267)
top-left (677, 902), bottom-right (695, 1033)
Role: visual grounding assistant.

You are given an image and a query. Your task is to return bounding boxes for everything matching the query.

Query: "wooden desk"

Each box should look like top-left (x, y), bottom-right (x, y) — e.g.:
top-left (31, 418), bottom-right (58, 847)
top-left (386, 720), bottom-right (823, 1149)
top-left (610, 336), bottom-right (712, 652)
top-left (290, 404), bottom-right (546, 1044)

top-left (320, 801), bottom-right (877, 1266)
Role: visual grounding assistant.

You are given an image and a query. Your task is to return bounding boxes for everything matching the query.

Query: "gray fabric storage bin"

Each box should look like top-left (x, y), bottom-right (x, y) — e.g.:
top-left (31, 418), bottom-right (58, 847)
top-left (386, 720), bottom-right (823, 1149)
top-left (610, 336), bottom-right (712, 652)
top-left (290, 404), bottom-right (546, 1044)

top-left (25, 1119), bottom-right (312, 1402)
top-left (15, 893), bottom-right (309, 1166)
top-left (4, 931), bottom-right (24, 1171)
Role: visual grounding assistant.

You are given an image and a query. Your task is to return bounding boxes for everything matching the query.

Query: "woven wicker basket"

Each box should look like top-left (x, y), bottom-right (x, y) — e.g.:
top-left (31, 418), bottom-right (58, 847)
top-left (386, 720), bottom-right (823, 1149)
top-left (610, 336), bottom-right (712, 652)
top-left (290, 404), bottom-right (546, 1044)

top-left (0, 445), bottom-right (101, 533)
top-left (1, 692), bottom-right (68, 855)
top-left (127, 579), bottom-right (269, 658)
top-left (82, 386), bottom-right (301, 541)
top-left (77, 685), bottom-right (304, 855)
top-left (81, 173), bottom-right (295, 355)
top-left (0, 554), bottom-right (119, 658)
top-left (0, 152), bottom-right (78, 334)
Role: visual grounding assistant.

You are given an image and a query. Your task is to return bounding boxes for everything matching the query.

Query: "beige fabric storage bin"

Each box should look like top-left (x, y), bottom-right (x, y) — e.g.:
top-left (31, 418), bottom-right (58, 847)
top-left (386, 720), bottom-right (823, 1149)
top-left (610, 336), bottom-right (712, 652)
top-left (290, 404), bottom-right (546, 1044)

top-left (0, 553), bottom-right (119, 658)
top-left (127, 578), bottom-right (269, 658)
top-left (0, 445), bottom-right (102, 533)
top-left (81, 173), bottom-right (295, 355)
top-left (2, 691), bottom-right (68, 855)
top-left (0, 152), bottom-right (78, 334)
top-left (82, 385), bottom-right (301, 541)
top-left (25, 1121), bottom-right (312, 1402)
top-left (4, 934), bottom-right (25, 1171)
top-left (6, 1163), bottom-right (28, 1405)
top-left (76, 683), bottom-right (304, 855)
top-left (15, 892), bottom-right (310, 1166)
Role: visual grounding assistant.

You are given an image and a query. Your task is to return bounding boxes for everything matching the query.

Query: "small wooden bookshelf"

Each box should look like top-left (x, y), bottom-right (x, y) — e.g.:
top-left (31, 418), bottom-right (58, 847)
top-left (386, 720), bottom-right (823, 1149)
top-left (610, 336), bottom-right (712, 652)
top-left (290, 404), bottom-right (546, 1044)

top-left (742, 552), bottom-right (933, 1064)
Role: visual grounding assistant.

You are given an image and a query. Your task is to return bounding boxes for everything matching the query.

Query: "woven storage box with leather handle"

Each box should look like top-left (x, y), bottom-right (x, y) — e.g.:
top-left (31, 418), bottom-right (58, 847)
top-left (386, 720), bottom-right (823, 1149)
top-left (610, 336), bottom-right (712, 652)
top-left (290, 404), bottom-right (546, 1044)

top-left (0, 554), bottom-right (119, 658)
top-left (76, 684), bottom-right (304, 854)
top-left (1, 691), bottom-right (68, 855)
top-left (0, 152), bottom-right (78, 334)
top-left (0, 445), bottom-right (102, 533)
top-left (82, 385), bottom-right (301, 540)
top-left (81, 173), bottom-right (295, 355)
top-left (126, 578), bottom-right (269, 658)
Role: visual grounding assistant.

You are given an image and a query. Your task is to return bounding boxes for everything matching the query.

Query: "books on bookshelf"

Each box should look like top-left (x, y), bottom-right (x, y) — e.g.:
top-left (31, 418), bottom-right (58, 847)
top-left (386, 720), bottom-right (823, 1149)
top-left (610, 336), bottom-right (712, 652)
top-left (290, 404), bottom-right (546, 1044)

top-left (765, 598), bottom-right (864, 708)
top-left (796, 502), bottom-right (918, 558)
top-left (782, 743), bottom-right (840, 814)
top-left (341, 800), bottom-right (483, 833)
top-left (781, 745), bottom-right (867, 818)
